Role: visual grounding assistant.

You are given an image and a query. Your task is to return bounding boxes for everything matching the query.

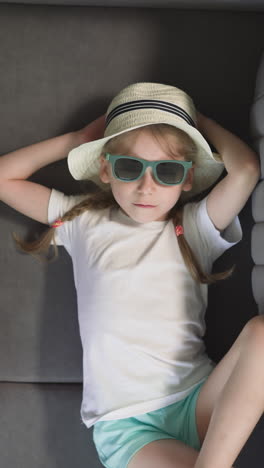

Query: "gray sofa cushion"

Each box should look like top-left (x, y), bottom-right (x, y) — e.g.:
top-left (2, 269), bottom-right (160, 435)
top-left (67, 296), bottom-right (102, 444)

top-left (252, 223), bottom-right (264, 264)
top-left (0, 383), bottom-right (101, 468)
top-left (252, 266), bottom-right (264, 312)
top-left (0, 225), bottom-right (83, 382)
top-left (1, 4), bottom-right (263, 384)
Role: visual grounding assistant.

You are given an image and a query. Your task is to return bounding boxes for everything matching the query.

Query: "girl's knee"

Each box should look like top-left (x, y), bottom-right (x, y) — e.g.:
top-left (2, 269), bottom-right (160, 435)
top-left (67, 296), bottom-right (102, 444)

top-left (244, 315), bottom-right (264, 348)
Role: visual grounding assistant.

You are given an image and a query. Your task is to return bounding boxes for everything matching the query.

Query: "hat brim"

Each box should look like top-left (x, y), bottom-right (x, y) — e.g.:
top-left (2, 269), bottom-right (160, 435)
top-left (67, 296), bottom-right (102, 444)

top-left (68, 121), bottom-right (224, 200)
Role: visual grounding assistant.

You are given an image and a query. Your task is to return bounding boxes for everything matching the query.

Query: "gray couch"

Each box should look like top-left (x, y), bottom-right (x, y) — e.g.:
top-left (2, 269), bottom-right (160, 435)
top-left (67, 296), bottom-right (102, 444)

top-left (1, 1), bottom-right (264, 467)
top-left (252, 59), bottom-right (264, 315)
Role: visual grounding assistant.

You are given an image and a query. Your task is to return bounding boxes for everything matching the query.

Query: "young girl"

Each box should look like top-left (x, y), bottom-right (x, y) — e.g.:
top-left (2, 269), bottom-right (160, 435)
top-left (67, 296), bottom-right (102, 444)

top-left (0, 82), bottom-right (261, 468)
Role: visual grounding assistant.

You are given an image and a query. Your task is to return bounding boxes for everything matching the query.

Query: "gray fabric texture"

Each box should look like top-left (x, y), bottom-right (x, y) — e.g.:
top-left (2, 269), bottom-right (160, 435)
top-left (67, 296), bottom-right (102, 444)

top-left (0, 383), bottom-right (101, 468)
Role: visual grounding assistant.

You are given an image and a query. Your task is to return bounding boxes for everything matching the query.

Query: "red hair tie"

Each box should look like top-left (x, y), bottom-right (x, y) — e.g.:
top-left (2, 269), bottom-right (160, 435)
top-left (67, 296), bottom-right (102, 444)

top-left (51, 219), bottom-right (64, 228)
top-left (175, 225), bottom-right (184, 236)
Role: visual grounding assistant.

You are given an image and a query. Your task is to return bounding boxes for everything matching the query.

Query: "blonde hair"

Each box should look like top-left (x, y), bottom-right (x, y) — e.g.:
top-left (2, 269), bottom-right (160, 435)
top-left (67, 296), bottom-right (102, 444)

top-left (13, 124), bottom-right (234, 284)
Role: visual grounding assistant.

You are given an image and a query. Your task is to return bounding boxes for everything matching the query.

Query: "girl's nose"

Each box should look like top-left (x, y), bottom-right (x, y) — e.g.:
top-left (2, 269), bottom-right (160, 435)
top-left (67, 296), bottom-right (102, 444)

top-left (137, 167), bottom-right (156, 193)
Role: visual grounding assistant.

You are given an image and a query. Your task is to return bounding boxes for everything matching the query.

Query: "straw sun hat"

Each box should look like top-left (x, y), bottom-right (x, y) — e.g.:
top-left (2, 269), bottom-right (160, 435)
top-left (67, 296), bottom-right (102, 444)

top-left (68, 82), bottom-right (224, 200)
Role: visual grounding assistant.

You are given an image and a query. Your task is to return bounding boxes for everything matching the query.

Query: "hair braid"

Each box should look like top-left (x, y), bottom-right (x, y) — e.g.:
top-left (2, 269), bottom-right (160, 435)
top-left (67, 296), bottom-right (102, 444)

top-left (172, 205), bottom-right (234, 284)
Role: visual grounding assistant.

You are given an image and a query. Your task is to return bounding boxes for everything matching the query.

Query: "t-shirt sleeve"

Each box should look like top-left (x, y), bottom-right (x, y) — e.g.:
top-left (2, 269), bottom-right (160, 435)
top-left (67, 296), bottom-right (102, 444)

top-left (183, 196), bottom-right (242, 270)
top-left (47, 188), bottom-right (88, 253)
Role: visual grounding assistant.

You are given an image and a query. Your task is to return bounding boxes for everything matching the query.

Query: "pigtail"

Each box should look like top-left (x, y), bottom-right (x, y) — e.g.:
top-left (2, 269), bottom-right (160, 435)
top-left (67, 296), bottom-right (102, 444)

top-left (12, 189), bottom-right (118, 264)
top-left (173, 206), bottom-right (235, 284)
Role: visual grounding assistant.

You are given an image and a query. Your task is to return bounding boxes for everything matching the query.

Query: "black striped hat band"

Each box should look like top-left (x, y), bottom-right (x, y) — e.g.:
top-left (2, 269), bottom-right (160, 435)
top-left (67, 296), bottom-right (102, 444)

top-left (106, 99), bottom-right (196, 129)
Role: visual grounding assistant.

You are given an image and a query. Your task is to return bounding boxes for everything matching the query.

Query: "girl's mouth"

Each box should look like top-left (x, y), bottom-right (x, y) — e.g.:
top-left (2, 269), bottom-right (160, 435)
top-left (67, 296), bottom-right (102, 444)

top-left (134, 204), bottom-right (156, 208)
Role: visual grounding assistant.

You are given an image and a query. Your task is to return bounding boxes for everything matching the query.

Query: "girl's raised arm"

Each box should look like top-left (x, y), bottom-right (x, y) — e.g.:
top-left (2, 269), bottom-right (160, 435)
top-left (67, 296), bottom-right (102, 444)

top-left (0, 114), bottom-right (106, 182)
top-left (0, 114), bottom-right (106, 225)
top-left (197, 112), bottom-right (260, 231)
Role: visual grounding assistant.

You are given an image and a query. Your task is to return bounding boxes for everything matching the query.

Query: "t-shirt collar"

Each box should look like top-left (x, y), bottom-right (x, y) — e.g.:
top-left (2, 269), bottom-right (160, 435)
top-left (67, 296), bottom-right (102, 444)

top-left (112, 207), bottom-right (168, 230)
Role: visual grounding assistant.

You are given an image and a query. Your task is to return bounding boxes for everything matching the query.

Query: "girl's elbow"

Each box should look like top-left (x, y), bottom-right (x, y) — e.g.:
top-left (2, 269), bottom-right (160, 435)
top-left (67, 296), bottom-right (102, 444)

top-left (245, 158), bottom-right (261, 188)
top-left (251, 158), bottom-right (261, 180)
top-left (244, 151), bottom-right (261, 178)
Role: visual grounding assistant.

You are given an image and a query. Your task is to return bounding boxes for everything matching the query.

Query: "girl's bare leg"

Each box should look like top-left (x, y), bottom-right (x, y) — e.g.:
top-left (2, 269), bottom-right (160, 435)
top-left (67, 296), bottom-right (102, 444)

top-left (127, 438), bottom-right (237, 468)
top-left (129, 316), bottom-right (261, 468)
top-left (194, 315), bottom-right (264, 468)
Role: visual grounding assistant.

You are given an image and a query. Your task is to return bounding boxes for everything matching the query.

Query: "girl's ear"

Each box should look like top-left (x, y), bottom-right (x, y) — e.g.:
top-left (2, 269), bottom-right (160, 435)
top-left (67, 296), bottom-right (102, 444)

top-left (99, 155), bottom-right (111, 184)
top-left (182, 167), bottom-right (194, 192)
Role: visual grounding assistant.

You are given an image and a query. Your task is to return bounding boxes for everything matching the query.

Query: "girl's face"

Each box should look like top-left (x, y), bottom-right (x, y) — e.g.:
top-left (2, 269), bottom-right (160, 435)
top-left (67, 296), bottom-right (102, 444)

top-left (99, 129), bottom-right (194, 223)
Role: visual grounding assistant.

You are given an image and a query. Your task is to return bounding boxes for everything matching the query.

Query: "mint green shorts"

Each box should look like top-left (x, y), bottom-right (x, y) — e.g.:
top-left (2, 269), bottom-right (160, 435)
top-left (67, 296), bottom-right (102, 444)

top-left (93, 379), bottom-right (207, 468)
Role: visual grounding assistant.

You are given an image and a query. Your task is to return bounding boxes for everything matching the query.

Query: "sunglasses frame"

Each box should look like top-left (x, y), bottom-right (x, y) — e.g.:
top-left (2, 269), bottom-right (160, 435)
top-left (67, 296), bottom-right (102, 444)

top-left (105, 153), bottom-right (193, 186)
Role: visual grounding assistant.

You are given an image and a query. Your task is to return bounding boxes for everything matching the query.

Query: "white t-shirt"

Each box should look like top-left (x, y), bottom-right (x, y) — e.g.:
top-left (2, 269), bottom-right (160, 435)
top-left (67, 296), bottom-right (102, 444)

top-left (48, 188), bottom-right (242, 428)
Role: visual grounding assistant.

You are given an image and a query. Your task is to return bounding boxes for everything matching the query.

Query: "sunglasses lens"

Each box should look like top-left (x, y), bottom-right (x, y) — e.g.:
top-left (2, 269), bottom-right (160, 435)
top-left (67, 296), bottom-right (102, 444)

top-left (156, 162), bottom-right (184, 184)
top-left (114, 158), bottom-right (142, 180)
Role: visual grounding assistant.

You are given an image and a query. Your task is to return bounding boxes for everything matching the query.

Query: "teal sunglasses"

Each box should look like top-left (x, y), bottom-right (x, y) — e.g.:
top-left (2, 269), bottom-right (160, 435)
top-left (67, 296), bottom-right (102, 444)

top-left (105, 153), bottom-right (193, 186)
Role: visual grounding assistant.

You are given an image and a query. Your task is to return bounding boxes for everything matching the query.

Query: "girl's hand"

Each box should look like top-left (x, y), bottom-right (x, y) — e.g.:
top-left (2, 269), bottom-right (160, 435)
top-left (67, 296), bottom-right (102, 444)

top-left (76, 113), bottom-right (106, 145)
